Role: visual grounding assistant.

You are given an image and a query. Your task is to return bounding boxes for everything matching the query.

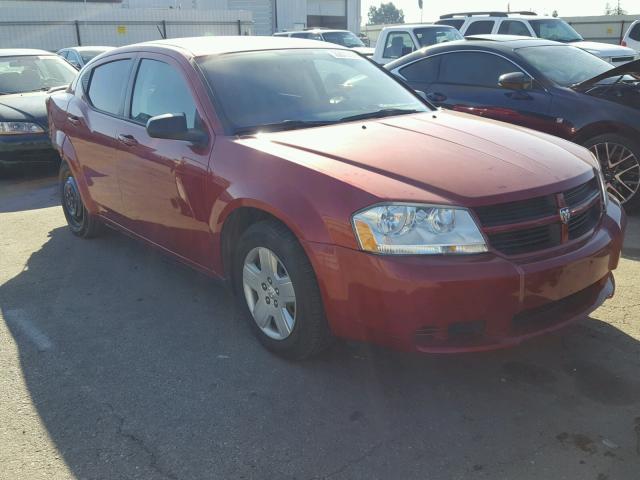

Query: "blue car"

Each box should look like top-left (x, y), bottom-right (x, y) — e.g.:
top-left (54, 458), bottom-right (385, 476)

top-left (386, 35), bottom-right (640, 209)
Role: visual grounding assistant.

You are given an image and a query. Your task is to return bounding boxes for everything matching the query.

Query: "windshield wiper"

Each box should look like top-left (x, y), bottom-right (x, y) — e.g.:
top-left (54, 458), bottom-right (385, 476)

top-left (234, 119), bottom-right (336, 135)
top-left (338, 108), bottom-right (422, 123)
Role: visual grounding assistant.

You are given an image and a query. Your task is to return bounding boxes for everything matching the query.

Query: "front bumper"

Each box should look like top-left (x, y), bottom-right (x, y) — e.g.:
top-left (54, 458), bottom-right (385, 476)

top-left (0, 132), bottom-right (60, 168)
top-left (305, 200), bottom-right (626, 353)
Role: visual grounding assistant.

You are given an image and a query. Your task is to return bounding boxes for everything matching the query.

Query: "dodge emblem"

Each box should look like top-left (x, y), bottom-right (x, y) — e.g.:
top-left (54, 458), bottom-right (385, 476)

top-left (559, 207), bottom-right (571, 224)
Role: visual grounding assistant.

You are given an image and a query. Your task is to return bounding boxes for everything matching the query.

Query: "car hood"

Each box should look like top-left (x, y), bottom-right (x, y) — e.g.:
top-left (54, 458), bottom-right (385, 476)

top-left (245, 111), bottom-right (594, 206)
top-left (573, 58), bottom-right (640, 89)
top-left (572, 40), bottom-right (638, 58)
top-left (0, 92), bottom-right (49, 129)
top-left (352, 46), bottom-right (375, 56)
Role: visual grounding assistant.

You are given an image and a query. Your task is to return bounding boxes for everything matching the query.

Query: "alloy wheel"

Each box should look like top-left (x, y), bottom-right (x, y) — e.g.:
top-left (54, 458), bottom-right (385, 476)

top-left (242, 247), bottom-right (297, 340)
top-left (589, 142), bottom-right (640, 204)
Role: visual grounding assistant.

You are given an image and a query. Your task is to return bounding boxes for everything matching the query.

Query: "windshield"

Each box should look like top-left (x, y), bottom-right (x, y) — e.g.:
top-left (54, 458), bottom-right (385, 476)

top-left (321, 31), bottom-right (365, 48)
top-left (517, 45), bottom-right (617, 86)
top-left (414, 27), bottom-right (463, 47)
top-left (528, 19), bottom-right (583, 43)
top-left (0, 55), bottom-right (77, 94)
top-left (197, 49), bottom-right (428, 133)
top-left (79, 50), bottom-right (109, 63)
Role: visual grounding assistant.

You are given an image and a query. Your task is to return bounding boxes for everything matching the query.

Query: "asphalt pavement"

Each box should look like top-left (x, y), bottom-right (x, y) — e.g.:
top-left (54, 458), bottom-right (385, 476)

top-left (1, 172), bottom-right (640, 480)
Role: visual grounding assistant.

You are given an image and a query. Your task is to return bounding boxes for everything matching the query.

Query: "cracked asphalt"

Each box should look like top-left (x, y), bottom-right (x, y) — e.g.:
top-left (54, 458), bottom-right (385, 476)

top-left (1, 171), bottom-right (640, 480)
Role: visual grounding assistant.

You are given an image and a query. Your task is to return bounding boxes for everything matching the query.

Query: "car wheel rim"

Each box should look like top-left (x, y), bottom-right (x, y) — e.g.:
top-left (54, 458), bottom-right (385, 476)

top-left (63, 175), bottom-right (84, 226)
top-left (589, 142), bottom-right (640, 204)
top-left (242, 247), bottom-right (296, 341)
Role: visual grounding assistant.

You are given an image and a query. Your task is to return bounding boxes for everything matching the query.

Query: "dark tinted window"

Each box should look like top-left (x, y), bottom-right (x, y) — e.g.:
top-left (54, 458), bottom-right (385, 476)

top-left (399, 56), bottom-right (441, 84)
top-left (630, 23), bottom-right (640, 41)
top-left (130, 59), bottom-right (198, 128)
top-left (439, 52), bottom-right (522, 87)
top-left (465, 21), bottom-right (495, 35)
top-left (87, 59), bottom-right (132, 115)
top-left (498, 21), bottom-right (531, 36)
top-left (436, 19), bottom-right (464, 30)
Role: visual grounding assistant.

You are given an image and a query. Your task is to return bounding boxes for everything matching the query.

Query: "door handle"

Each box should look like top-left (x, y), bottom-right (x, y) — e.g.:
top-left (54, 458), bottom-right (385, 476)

top-left (426, 92), bottom-right (447, 102)
top-left (117, 133), bottom-right (138, 146)
top-left (67, 114), bottom-right (80, 125)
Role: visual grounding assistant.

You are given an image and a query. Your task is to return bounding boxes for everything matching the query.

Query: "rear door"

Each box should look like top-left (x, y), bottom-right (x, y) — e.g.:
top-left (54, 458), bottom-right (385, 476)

top-left (115, 53), bottom-right (215, 268)
top-left (400, 51), bottom-right (559, 135)
top-left (64, 54), bottom-right (135, 219)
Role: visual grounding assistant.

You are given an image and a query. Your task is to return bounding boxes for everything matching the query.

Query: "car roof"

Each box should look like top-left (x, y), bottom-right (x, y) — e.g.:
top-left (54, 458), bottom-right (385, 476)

top-left (125, 36), bottom-right (348, 57)
top-left (384, 37), bottom-right (564, 69)
top-left (0, 48), bottom-right (54, 57)
top-left (381, 23), bottom-right (457, 31)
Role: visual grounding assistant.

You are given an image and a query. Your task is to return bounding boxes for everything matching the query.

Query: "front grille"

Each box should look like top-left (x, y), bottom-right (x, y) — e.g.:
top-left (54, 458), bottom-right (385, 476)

top-left (569, 203), bottom-right (601, 240)
top-left (488, 224), bottom-right (561, 256)
top-left (475, 177), bottom-right (601, 256)
top-left (475, 195), bottom-right (556, 227)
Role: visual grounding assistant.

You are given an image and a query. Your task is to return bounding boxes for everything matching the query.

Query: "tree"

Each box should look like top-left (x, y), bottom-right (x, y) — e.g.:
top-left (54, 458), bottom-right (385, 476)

top-left (552, 10), bottom-right (558, 17)
top-left (605, 1), bottom-right (627, 15)
top-left (368, 2), bottom-right (405, 25)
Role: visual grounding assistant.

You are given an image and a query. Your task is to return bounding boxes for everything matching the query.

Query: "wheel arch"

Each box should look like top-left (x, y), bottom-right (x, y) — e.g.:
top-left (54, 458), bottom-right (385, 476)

top-left (573, 121), bottom-right (640, 146)
top-left (58, 136), bottom-right (98, 214)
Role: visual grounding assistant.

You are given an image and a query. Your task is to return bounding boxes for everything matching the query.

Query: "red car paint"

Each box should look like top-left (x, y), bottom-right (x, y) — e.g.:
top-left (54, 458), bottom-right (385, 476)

top-left (47, 37), bottom-right (626, 353)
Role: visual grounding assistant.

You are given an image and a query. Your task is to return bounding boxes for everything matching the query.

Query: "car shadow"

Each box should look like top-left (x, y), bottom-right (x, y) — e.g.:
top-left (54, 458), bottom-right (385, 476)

top-left (0, 169), bottom-right (58, 213)
top-left (1, 226), bottom-right (640, 479)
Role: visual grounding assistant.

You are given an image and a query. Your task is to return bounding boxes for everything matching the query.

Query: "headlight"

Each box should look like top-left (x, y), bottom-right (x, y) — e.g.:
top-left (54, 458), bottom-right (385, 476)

top-left (589, 152), bottom-right (609, 207)
top-left (352, 204), bottom-right (488, 255)
top-left (0, 122), bottom-right (45, 135)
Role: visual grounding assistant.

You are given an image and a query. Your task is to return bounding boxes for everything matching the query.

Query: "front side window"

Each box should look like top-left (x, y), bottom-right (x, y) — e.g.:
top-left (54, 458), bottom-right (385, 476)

top-left (87, 59), bottom-right (132, 115)
top-left (197, 49), bottom-right (429, 133)
top-left (465, 21), bottom-right (495, 35)
top-left (439, 52), bottom-right (523, 87)
top-left (0, 55), bottom-right (77, 95)
top-left (321, 31), bottom-right (365, 48)
top-left (498, 21), bottom-right (532, 36)
top-left (383, 32), bottom-right (415, 59)
top-left (414, 28), bottom-right (463, 47)
top-left (130, 59), bottom-right (198, 128)
top-left (528, 19), bottom-right (583, 42)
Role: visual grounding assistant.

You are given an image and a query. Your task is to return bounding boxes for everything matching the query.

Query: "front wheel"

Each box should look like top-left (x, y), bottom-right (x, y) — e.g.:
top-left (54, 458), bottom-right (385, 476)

top-left (583, 134), bottom-right (640, 211)
top-left (59, 162), bottom-right (102, 238)
top-left (234, 221), bottom-right (332, 359)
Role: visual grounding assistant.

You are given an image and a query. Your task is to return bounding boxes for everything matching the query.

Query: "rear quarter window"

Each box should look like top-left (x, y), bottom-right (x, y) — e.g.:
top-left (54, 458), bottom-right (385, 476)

top-left (630, 23), bottom-right (640, 41)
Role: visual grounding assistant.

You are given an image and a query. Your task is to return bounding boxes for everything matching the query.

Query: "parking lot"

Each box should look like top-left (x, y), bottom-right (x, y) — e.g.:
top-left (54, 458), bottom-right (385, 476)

top-left (0, 171), bottom-right (638, 479)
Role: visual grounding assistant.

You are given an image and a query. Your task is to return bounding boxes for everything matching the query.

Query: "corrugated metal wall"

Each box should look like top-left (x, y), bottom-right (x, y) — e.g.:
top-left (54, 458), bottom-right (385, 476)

top-left (227, 0), bottom-right (273, 35)
top-left (0, 1), bottom-right (253, 50)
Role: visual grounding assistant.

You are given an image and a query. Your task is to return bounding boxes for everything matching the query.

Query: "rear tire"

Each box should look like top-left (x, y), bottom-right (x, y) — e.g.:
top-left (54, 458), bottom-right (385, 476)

top-left (59, 161), bottom-right (102, 238)
top-left (233, 220), bottom-right (332, 359)
top-left (583, 134), bottom-right (640, 212)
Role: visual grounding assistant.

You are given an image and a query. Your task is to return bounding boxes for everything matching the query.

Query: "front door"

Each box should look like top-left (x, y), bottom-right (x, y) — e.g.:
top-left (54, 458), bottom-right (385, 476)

top-left (115, 55), bottom-right (215, 269)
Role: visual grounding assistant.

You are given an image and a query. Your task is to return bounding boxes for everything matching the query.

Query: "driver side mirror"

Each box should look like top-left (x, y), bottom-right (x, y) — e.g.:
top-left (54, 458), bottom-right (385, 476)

top-left (498, 72), bottom-right (533, 91)
top-left (146, 113), bottom-right (208, 145)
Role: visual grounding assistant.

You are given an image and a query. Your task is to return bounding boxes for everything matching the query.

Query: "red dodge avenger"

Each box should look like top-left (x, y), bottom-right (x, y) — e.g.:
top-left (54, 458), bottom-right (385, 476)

top-left (47, 37), bottom-right (626, 358)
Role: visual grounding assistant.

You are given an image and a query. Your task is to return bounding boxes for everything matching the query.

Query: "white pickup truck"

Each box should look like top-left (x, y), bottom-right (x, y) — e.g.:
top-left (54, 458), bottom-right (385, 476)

top-left (371, 24), bottom-right (463, 64)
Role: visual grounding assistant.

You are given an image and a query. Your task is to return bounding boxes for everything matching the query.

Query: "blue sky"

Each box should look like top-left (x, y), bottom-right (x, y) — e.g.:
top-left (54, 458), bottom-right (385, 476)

top-left (361, 0), bottom-right (636, 23)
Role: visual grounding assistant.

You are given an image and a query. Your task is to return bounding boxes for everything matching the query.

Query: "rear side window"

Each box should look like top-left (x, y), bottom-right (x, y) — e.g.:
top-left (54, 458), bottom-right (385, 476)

top-left (383, 32), bottom-right (415, 59)
top-left (399, 56), bottom-right (441, 84)
top-left (439, 52), bottom-right (522, 87)
top-left (436, 19), bottom-right (464, 30)
top-left (630, 23), bottom-right (640, 41)
top-left (87, 59), bottom-right (132, 115)
top-left (130, 59), bottom-right (198, 128)
top-left (466, 21), bottom-right (495, 35)
top-left (498, 21), bottom-right (532, 36)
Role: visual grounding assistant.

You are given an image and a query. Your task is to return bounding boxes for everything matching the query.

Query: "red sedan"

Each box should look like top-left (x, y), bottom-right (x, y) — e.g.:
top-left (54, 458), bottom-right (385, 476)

top-left (47, 37), bottom-right (625, 358)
